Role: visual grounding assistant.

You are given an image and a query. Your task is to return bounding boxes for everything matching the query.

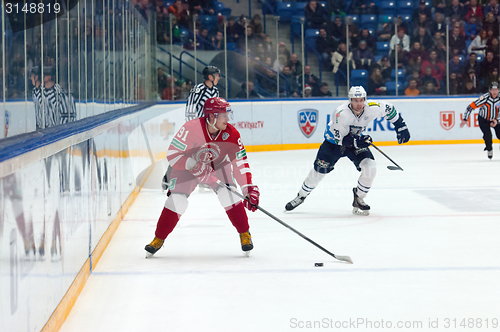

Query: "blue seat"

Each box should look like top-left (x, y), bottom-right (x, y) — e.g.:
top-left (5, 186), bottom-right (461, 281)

top-left (216, 2), bottom-right (231, 16)
top-left (291, 15), bottom-right (305, 38)
top-left (378, 14), bottom-right (394, 24)
top-left (277, 3), bottom-right (293, 22)
top-left (398, 1), bottom-right (414, 15)
top-left (360, 14), bottom-right (377, 30)
top-left (374, 55), bottom-right (383, 63)
top-left (199, 15), bottom-right (215, 31)
top-left (377, 41), bottom-right (390, 56)
top-left (350, 69), bottom-right (368, 88)
top-left (476, 54), bottom-right (484, 62)
top-left (391, 69), bottom-right (405, 82)
top-left (227, 42), bottom-right (237, 51)
top-left (305, 29), bottom-right (320, 48)
top-left (345, 15), bottom-right (359, 25)
top-left (381, 1), bottom-right (397, 15)
top-left (386, 81), bottom-right (404, 95)
top-left (400, 14), bottom-right (412, 31)
top-left (414, 0), bottom-right (430, 7)
top-left (294, 2), bottom-right (307, 15)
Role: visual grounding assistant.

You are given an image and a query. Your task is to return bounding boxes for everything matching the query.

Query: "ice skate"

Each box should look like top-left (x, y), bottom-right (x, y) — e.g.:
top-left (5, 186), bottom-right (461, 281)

top-left (487, 150), bottom-right (493, 159)
top-left (352, 188), bottom-right (370, 216)
top-left (145, 237), bottom-right (164, 258)
top-left (285, 194), bottom-right (306, 211)
top-left (239, 231), bottom-right (253, 252)
top-left (198, 183), bottom-right (211, 193)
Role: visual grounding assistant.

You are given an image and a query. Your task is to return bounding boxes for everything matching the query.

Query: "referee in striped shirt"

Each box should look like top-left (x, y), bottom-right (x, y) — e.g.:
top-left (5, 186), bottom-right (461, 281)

top-left (184, 66), bottom-right (220, 121)
top-left (460, 81), bottom-right (500, 159)
top-left (33, 67), bottom-right (77, 130)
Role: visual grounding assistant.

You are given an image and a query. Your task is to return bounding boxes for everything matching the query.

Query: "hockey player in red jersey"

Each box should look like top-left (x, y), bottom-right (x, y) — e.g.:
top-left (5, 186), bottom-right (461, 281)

top-left (145, 97), bottom-right (260, 256)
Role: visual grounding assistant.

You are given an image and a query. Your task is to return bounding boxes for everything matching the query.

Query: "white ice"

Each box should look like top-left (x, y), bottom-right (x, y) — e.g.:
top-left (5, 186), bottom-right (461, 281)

top-left (59, 144), bottom-right (500, 332)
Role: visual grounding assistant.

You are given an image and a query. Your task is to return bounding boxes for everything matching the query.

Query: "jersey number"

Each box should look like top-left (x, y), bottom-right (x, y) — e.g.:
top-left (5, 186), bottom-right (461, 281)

top-left (177, 127), bottom-right (189, 141)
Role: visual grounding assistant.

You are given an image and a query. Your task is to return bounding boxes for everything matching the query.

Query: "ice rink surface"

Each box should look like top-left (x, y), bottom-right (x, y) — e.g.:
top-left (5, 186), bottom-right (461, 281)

top-left (60, 144), bottom-right (500, 332)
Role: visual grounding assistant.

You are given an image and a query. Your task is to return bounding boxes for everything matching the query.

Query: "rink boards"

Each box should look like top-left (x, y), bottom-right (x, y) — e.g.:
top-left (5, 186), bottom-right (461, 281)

top-left (0, 96), bottom-right (497, 332)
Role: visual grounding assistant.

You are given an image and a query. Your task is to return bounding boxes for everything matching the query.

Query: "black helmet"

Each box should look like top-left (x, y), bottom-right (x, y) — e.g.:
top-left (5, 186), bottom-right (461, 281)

top-left (489, 81), bottom-right (499, 90)
top-left (203, 66), bottom-right (220, 80)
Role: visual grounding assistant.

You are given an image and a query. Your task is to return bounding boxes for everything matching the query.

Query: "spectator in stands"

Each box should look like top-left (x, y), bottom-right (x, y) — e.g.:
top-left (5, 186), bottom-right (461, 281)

top-left (449, 72), bottom-right (460, 95)
top-left (303, 85), bottom-right (313, 98)
top-left (445, 0), bottom-right (465, 21)
top-left (314, 82), bottom-right (332, 97)
top-left (298, 65), bottom-right (320, 94)
top-left (305, 0), bottom-right (328, 29)
top-left (189, 0), bottom-right (215, 15)
top-left (197, 28), bottom-right (213, 50)
top-left (273, 55), bottom-right (288, 73)
top-left (407, 70), bottom-right (422, 88)
top-left (178, 79), bottom-right (192, 100)
top-left (375, 55), bottom-right (392, 81)
top-left (405, 78), bottom-right (421, 96)
top-left (468, 68), bottom-right (483, 91)
top-left (414, 13), bottom-right (432, 34)
top-left (161, 77), bottom-right (178, 100)
top-left (412, 26), bottom-right (434, 51)
top-left (256, 43), bottom-right (271, 62)
top-left (389, 44), bottom-right (408, 70)
top-left (210, 31), bottom-right (224, 50)
top-left (484, 67), bottom-right (499, 88)
top-left (287, 54), bottom-right (303, 78)
top-left (449, 24), bottom-right (467, 56)
top-left (331, 42), bottom-right (354, 84)
top-left (328, 16), bottom-right (344, 43)
top-left (462, 53), bottom-right (481, 79)
top-left (421, 50), bottom-right (445, 81)
top-left (282, 66), bottom-right (299, 97)
top-left (412, 0), bottom-right (432, 26)
top-left (483, 0), bottom-right (499, 18)
top-left (468, 29), bottom-right (488, 56)
top-left (449, 54), bottom-right (463, 75)
top-left (483, 12), bottom-right (499, 38)
top-left (353, 40), bottom-right (374, 70)
top-left (407, 56), bottom-right (423, 77)
top-left (236, 82), bottom-right (260, 99)
top-left (168, 0), bottom-right (189, 28)
top-left (434, 36), bottom-right (448, 61)
top-left (349, 0), bottom-right (378, 15)
top-left (420, 65), bottom-right (441, 90)
top-left (278, 42), bottom-right (291, 62)
top-left (421, 81), bottom-right (438, 95)
top-left (465, 15), bottom-right (482, 41)
top-left (263, 35), bottom-right (274, 59)
top-left (326, 0), bottom-right (347, 18)
top-left (226, 16), bottom-right (244, 43)
top-left (238, 26), bottom-right (257, 55)
top-left (460, 78), bottom-right (479, 94)
top-left (259, 68), bottom-right (279, 95)
top-left (389, 27), bottom-right (410, 57)
top-left (158, 67), bottom-right (168, 93)
top-left (408, 41), bottom-right (427, 64)
top-left (378, 21), bottom-right (394, 42)
top-left (486, 36), bottom-right (500, 57)
top-left (360, 29), bottom-right (376, 53)
top-left (367, 67), bottom-right (387, 95)
top-left (465, 0), bottom-right (484, 22)
top-left (430, 11), bottom-right (447, 38)
top-left (250, 14), bottom-right (265, 40)
top-left (482, 51), bottom-right (498, 75)
top-left (316, 28), bottom-right (336, 69)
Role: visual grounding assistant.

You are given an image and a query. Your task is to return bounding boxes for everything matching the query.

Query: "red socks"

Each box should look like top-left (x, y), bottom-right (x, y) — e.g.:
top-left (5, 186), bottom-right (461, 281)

top-left (225, 202), bottom-right (250, 234)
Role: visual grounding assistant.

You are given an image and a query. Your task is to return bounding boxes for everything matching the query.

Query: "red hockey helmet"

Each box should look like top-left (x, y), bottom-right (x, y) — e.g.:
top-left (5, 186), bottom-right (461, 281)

top-left (203, 97), bottom-right (233, 119)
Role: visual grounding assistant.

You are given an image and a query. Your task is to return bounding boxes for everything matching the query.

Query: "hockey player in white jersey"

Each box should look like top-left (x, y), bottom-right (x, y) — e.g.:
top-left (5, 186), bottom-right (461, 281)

top-left (285, 86), bottom-right (410, 216)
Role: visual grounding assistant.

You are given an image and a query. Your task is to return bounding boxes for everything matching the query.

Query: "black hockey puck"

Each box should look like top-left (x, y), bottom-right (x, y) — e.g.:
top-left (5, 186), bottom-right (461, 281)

top-left (314, 263), bottom-right (324, 267)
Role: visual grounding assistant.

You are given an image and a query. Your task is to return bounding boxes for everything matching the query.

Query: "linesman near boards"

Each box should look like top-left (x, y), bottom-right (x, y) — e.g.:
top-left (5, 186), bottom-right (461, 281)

top-left (285, 86), bottom-right (410, 216)
top-left (185, 66), bottom-right (220, 121)
top-left (146, 97), bottom-right (260, 257)
top-left (460, 81), bottom-right (500, 159)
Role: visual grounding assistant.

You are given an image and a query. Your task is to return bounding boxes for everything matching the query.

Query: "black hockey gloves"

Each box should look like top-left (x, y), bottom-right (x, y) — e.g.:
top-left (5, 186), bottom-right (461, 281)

top-left (342, 134), bottom-right (373, 149)
top-left (393, 116), bottom-right (410, 144)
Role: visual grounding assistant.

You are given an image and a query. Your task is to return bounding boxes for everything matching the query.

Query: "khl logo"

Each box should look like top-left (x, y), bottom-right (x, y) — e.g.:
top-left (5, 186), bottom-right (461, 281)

top-left (298, 109), bottom-right (318, 138)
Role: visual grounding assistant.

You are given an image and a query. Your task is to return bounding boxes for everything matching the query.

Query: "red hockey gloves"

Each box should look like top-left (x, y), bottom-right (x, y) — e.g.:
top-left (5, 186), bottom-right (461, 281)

top-left (342, 134), bottom-right (372, 149)
top-left (394, 116), bottom-right (410, 144)
top-left (242, 185), bottom-right (260, 212)
top-left (189, 162), bottom-right (215, 184)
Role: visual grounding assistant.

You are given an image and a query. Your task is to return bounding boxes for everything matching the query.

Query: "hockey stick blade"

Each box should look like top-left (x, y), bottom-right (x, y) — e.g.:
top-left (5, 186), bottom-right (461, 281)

top-left (370, 143), bottom-right (404, 171)
top-left (214, 179), bottom-right (353, 264)
top-left (387, 165), bottom-right (403, 171)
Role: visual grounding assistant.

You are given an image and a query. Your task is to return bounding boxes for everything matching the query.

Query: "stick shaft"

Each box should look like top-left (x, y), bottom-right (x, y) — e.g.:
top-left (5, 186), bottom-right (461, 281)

top-left (370, 143), bottom-right (404, 170)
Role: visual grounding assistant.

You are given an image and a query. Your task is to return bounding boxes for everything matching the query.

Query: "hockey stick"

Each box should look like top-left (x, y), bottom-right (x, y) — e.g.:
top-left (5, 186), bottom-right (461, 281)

top-left (370, 143), bottom-right (404, 171)
top-left (214, 179), bottom-right (353, 264)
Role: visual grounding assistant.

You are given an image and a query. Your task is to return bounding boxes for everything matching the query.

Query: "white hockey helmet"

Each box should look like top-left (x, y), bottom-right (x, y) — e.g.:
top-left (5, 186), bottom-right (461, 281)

top-left (348, 86), bottom-right (367, 100)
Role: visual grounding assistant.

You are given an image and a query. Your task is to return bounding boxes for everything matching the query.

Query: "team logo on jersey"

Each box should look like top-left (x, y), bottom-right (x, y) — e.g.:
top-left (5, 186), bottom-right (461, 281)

top-left (195, 143), bottom-right (221, 163)
top-left (440, 111), bottom-right (455, 130)
top-left (222, 132), bottom-right (230, 140)
top-left (298, 109), bottom-right (319, 138)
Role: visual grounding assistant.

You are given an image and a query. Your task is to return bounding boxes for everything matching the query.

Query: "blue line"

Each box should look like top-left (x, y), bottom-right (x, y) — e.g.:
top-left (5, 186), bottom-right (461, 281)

top-left (91, 266), bottom-right (500, 276)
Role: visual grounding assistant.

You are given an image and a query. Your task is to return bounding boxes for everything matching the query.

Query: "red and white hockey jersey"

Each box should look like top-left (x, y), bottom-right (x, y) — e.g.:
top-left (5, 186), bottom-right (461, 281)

top-left (167, 118), bottom-right (253, 187)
